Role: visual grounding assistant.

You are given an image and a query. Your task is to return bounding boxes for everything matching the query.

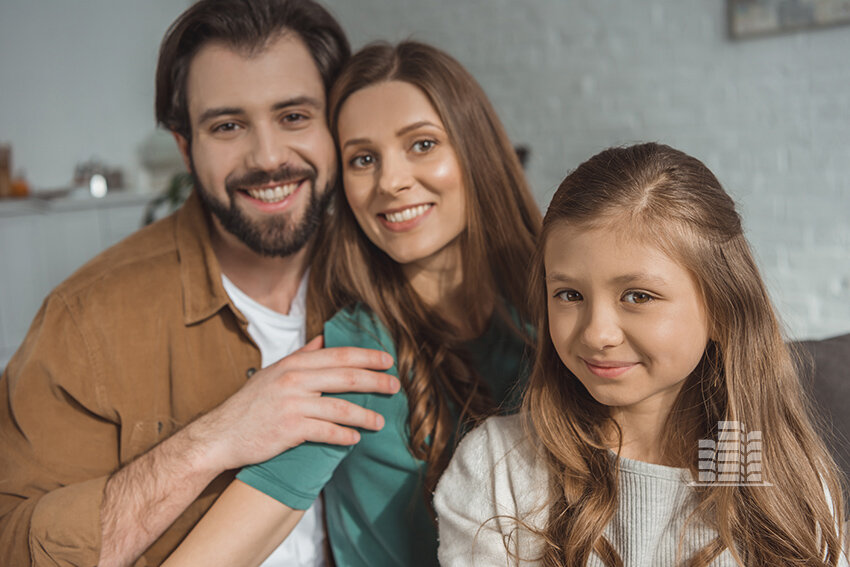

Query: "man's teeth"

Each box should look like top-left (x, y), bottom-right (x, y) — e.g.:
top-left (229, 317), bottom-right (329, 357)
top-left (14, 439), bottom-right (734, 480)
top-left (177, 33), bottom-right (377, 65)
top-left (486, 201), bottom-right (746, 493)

top-left (384, 204), bottom-right (432, 223)
top-left (246, 183), bottom-right (298, 203)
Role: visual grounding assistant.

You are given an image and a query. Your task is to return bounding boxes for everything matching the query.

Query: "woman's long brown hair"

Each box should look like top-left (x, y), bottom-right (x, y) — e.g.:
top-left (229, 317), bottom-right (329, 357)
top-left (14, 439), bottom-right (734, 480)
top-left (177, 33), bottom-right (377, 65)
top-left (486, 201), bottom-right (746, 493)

top-left (306, 41), bottom-right (541, 513)
top-left (521, 143), bottom-right (845, 566)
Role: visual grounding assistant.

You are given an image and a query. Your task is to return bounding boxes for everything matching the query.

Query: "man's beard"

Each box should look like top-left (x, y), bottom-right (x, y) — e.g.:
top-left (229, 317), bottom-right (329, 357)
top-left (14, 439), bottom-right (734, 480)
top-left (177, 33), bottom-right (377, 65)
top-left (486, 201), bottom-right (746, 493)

top-left (191, 159), bottom-right (333, 258)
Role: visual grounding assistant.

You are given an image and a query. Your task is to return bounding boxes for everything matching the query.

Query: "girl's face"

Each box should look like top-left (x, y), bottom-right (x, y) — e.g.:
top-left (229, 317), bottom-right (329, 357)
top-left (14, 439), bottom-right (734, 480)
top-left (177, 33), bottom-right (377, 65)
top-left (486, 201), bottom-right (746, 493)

top-left (336, 80), bottom-right (467, 270)
top-left (544, 222), bottom-right (710, 418)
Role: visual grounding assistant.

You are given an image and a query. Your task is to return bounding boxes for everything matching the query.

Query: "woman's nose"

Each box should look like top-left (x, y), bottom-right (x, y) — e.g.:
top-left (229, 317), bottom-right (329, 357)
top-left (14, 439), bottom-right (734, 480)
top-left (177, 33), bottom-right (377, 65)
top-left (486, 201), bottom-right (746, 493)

top-left (377, 152), bottom-right (413, 194)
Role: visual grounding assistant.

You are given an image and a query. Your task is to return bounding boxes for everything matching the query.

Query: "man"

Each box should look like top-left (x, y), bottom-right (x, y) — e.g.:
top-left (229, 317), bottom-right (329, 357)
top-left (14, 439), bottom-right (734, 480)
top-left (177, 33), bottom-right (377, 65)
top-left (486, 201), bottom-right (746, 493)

top-left (0, 1), bottom-right (399, 565)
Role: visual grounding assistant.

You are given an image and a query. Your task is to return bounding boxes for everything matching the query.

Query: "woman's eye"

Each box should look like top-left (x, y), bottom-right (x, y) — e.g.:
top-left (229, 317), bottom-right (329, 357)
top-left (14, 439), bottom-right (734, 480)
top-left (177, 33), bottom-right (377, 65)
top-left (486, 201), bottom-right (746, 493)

top-left (411, 139), bottom-right (436, 153)
top-left (623, 291), bottom-right (653, 304)
top-left (349, 154), bottom-right (375, 168)
top-left (555, 289), bottom-right (582, 302)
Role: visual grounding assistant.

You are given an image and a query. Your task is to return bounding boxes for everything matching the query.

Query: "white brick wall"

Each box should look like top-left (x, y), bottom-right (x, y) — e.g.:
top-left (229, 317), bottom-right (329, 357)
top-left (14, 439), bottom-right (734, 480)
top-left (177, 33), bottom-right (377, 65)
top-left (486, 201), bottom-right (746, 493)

top-left (325, 0), bottom-right (850, 340)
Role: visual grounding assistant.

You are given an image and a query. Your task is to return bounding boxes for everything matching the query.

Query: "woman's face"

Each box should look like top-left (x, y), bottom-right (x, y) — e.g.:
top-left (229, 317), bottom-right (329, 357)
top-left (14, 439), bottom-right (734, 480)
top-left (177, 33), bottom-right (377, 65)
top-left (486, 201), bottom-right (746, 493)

top-left (336, 80), bottom-right (467, 270)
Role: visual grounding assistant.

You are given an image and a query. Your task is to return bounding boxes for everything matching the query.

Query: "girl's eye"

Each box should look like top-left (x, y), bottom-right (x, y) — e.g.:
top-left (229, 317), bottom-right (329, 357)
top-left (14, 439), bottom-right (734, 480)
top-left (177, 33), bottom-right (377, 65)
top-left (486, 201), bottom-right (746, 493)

top-left (555, 289), bottom-right (582, 302)
top-left (349, 154), bottom-right (375, 169)
top-left (623, 291), bottom-right (654, 304)
top-left (411, 139), bottom-right (436, 153)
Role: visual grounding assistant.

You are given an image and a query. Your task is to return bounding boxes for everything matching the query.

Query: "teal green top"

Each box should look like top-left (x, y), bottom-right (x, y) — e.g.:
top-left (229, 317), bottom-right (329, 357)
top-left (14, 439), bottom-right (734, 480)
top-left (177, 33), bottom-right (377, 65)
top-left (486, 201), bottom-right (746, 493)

top-left (237, 304), bottom-right (529, 567)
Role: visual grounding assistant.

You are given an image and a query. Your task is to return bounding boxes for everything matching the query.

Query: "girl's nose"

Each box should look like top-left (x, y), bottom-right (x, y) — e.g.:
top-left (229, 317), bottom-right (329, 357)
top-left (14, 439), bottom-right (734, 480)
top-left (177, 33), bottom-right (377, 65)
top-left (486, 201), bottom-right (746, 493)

top-left (580, 303), bottom-right (624, 351)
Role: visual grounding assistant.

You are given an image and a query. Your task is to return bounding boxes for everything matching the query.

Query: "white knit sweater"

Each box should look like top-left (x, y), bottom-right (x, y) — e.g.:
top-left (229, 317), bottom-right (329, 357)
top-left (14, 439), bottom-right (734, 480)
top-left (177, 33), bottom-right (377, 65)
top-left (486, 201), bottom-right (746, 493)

top-left (434, 414), bottom-right (848, 567)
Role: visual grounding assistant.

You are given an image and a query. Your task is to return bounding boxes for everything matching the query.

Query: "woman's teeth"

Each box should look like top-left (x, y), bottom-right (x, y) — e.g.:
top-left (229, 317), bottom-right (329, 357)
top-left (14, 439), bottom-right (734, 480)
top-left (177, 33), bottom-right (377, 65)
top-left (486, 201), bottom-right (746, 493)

top-left (246, 182), bottom-right (298, 203)
top-left (384, 204), bottom-right (432, 223)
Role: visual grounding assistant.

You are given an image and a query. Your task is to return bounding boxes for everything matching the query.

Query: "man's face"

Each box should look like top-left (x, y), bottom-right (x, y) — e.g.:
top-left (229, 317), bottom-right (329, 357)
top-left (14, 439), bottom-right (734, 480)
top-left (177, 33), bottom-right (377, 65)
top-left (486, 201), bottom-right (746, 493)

top-left (175, 33), bottom-right (336, 257)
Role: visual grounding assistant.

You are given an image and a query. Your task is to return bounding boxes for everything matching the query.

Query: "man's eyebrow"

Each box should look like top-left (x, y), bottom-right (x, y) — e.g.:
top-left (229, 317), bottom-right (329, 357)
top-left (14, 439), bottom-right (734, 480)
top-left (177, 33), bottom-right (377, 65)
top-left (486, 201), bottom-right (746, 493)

top-left (271, 96), bottom-right (323, 112)
top-left (197, 96), bottom-right (324, 126)
top-left (198, 106), bottom-right (244, 125)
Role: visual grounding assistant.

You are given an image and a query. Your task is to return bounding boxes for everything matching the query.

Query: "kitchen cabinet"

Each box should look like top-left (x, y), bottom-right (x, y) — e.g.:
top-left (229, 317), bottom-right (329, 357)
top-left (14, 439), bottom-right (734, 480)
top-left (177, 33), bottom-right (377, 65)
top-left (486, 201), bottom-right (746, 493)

top-left (0, 193), bottom-right (150, 369)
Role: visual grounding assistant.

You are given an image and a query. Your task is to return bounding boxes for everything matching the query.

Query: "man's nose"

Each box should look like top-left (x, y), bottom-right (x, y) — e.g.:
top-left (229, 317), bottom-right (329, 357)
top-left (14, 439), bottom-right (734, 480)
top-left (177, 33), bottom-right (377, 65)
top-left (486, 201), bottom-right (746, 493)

top-left (580, 302), bottom-right (624, 351)
top-left (247, 124), bottom-right (291, 172)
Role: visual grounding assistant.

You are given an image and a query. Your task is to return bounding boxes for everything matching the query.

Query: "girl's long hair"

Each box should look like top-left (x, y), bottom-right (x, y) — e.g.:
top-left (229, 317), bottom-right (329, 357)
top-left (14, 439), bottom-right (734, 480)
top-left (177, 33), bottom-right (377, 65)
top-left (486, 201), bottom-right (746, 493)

top-left (523, 143), bottom-right (844, 566)
top-left (306, 41), bottom-right (541, 513)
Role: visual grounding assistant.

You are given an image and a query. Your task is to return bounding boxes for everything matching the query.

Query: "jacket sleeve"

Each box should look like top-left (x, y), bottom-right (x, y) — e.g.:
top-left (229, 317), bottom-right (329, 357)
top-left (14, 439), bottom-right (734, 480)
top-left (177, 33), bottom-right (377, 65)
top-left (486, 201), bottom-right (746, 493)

top-left (0, 293), bottom-right (119, 567)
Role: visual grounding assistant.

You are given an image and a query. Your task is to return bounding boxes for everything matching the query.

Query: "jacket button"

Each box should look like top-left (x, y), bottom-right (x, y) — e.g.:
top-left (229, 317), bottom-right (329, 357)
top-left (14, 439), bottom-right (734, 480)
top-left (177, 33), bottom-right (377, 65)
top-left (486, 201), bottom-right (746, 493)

top-left (246, 367), bottom-right (257, 378)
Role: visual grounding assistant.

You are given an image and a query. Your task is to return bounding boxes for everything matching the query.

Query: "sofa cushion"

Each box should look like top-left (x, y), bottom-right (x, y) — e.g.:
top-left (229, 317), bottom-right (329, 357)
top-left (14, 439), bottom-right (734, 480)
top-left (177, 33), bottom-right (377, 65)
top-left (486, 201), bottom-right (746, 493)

top-left (796, 333), bottom-right (850, 485)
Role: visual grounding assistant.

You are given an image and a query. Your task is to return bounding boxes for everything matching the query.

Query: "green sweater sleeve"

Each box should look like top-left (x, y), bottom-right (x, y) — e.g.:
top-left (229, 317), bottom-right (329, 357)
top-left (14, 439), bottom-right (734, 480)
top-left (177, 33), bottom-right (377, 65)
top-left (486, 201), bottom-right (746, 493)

top-left (236, 305), bottom-right (396, 510)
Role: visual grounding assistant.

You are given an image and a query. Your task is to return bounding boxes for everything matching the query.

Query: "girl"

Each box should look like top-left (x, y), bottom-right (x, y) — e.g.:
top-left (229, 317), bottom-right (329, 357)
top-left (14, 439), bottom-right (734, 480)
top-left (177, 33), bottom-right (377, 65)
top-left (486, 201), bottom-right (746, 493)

top-left (435, 143), bottom-right (847, 566)
top-left (164, 41), bottom-right (540, 567)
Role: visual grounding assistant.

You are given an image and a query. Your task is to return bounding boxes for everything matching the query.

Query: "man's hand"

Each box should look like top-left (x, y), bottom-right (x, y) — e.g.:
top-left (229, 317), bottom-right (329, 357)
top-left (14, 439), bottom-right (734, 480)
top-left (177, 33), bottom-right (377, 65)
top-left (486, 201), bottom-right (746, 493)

top-left (189, 335), bottom-right (399, 472)
top-left (98, 337), bottom-right (397, 567)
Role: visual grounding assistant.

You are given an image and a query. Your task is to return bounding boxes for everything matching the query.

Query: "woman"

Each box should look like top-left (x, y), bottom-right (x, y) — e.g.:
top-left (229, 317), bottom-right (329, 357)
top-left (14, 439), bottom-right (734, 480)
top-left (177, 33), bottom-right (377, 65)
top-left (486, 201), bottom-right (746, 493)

top-left (164, 41), bottom-right (541, 567)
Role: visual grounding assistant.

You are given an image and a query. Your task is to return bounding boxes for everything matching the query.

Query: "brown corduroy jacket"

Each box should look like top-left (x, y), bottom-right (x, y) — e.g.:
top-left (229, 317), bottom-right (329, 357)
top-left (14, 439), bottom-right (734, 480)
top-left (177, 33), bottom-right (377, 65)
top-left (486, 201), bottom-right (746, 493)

top-left (0, 192), bottom-right (261, 566)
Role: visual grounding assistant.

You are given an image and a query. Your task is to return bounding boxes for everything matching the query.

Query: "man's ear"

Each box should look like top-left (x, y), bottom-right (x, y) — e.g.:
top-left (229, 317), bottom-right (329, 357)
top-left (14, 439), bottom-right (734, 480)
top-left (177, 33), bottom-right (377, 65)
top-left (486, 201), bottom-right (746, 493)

top-left (172, 131), bottom-right (192, 172)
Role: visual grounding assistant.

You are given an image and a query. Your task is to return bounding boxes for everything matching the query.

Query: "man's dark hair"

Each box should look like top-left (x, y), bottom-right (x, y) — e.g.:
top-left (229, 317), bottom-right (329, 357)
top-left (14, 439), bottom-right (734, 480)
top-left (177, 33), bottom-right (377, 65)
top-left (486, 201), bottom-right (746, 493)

top-left (155, 0), bottom-right (350, 139)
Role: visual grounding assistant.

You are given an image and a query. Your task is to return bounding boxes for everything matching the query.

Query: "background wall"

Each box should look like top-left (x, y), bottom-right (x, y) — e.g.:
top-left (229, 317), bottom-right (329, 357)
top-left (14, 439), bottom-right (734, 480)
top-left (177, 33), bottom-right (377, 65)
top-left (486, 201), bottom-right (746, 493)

top-left (0, 0), bottom-right (191, 190)
top-left (1, 0), bottom-right (848, 340)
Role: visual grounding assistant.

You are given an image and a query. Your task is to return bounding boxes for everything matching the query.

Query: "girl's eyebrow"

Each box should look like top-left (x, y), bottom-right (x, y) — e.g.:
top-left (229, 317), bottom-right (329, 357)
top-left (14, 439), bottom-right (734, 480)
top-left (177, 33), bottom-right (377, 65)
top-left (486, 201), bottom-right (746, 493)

top-left (545, 271), bottom-right (574, 283)
top-left (545, 272), bottom-right (669, 286)
top-left (610, 273), bottom-right (669, 287)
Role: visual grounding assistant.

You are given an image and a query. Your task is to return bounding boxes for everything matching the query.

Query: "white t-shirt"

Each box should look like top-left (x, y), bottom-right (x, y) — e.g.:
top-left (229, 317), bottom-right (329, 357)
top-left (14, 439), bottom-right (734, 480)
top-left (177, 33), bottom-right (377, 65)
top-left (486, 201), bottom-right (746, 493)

top-left (222, 272), bottom-right (326, 567)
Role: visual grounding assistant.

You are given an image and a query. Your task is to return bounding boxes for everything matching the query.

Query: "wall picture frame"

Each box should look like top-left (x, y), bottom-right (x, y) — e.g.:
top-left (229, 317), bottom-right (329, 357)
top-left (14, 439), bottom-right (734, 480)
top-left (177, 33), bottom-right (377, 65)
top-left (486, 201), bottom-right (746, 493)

top-left (729, 0), bottom-right (850, 38)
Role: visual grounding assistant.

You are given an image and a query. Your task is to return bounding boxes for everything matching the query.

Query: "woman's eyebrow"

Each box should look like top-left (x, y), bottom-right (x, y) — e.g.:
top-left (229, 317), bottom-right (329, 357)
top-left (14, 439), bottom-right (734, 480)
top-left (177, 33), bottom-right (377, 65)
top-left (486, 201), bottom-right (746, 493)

top-left (395, 120), bottom-right (441, 137)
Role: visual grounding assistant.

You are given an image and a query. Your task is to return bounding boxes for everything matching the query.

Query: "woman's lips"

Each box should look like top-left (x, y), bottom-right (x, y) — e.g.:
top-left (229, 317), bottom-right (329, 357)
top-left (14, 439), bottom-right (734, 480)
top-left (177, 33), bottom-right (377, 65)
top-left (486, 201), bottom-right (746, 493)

top-left (582, 359), bottom-right (638, 379)
top-left (376, 203), bottom-right (434, 232)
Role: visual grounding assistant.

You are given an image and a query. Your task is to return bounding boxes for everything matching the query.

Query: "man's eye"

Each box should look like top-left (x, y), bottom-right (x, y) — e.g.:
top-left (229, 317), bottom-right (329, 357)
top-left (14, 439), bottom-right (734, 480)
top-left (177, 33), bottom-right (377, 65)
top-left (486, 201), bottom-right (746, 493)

top-left (282, 113), bottom-right (307, 123)
top-left (212, 122), bottom-right (239, 133)
top-left (623, 291), bottom-right (653, 304)
top-left (555, 289), bottom-right (582, 302)
top-left (411, 139), bottom-right (436, 153)
top-left (349, 154), bottom-right (375, 168)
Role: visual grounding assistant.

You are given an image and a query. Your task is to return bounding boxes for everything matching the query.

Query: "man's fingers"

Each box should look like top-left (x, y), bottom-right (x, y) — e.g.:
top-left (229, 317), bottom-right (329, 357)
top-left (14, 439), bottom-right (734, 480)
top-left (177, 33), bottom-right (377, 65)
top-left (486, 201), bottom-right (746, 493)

top-left (285, 368), bottom-right (400, 396)
top-left (300, 419), bottom-right (362, 446)
top-left (297, 334), bottom-right (324, 353)
top-left (281, 346), bottom-right (394, 372)
top-left (294, 396), bottom-right (386, 431)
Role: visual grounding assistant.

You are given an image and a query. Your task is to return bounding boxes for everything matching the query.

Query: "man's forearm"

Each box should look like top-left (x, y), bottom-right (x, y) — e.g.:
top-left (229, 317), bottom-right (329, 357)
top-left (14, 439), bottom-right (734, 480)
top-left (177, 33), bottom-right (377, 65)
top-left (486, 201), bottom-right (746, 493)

top-left (99, 423), bottom-right (221, 567)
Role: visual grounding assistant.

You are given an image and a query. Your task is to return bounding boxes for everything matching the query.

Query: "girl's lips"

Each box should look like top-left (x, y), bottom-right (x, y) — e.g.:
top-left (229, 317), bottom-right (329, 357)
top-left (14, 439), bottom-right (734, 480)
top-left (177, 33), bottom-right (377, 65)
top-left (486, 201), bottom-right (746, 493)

top-left (582, 359), bottom-right (638, 379)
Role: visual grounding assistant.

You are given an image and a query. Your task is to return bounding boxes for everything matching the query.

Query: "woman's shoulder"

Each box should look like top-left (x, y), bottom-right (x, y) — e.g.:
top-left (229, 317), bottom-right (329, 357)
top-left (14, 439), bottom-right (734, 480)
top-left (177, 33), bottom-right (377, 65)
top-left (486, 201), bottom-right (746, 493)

top-left (323, 303), bottom-right (395, 355)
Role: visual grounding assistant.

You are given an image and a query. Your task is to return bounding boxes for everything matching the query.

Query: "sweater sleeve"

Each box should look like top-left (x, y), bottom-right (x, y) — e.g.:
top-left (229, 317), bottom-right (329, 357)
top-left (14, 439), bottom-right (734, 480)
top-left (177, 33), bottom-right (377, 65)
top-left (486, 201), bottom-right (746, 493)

top-left (236, 306), bottom-right (394, 510)
top-left (434, 416), bottom-right (545, 567)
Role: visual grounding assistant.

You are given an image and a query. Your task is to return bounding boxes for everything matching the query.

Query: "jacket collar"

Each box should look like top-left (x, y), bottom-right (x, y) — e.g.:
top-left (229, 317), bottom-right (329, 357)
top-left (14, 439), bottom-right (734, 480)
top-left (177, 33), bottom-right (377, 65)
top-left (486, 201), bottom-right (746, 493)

top-left (175, 191), bottom-right (246, 326)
